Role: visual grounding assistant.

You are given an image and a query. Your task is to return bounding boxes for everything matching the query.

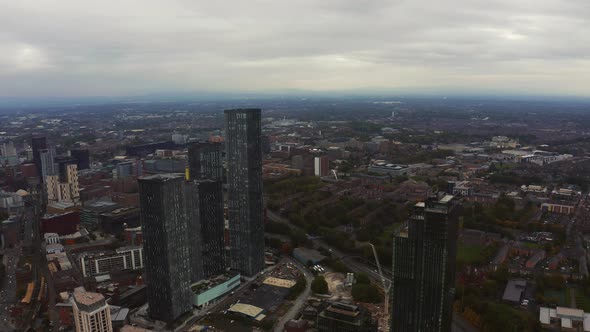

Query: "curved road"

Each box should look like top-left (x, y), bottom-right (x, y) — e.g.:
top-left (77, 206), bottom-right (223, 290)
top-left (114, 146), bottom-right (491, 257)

top-left (273, 258), bottom-right (312, 332)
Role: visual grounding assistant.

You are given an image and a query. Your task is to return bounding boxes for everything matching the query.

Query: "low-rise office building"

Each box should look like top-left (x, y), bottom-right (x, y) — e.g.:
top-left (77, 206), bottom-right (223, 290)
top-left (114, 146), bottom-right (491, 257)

top-left (79, 246), bottom-right (144, 277)
top-left (540, 306), bottom-right (590, 331)
top-left (317, 302), bottom-right (377, 332)
top-left (190, 273), bottom-right (240, 307)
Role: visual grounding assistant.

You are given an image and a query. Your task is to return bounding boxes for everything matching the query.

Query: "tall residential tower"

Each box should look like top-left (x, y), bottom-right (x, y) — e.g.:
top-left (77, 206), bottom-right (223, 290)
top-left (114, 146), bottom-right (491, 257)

top-left (188, 142), bottom-right (223, 181)
top-left (187, 142), bottom-right (225, 277)
top-left (31, 136), bottom-right (47, 179)
top-left (138, 174), bottom-right (192, 322)
top-left (70, 149), bottom-right (90, 170)
top-left (195, 179), bottom-right (225, 277)
top-left (391, 195), bottom-right (460, 332)
top-left (184, 180), bottom-right (204, 282)
top-left (225, 108), bottom-right (265, 277)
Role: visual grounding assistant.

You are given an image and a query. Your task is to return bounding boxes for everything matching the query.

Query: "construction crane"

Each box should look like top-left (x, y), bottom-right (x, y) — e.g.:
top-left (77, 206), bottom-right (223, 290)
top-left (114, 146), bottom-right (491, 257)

top-left (331, 169), bottom-right (338, 180)
top-left (369, 243), bottom-right (392, 331)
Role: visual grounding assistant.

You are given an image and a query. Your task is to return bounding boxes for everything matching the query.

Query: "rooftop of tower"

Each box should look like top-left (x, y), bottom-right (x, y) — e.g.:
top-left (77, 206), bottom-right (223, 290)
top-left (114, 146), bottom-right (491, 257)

top-left (139, 173), bottom-right (184, 181)
top-left (224, 108), bottom-right (261, 113)
top-left (73, 291), bottom-right (107, 311)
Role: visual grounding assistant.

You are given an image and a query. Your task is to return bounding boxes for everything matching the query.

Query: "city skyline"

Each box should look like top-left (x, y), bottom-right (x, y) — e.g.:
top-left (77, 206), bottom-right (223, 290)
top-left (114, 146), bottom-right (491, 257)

top-left (3, 100), bottom-right (590, 331)
top-left (1, 1), bottom-right (589, 99)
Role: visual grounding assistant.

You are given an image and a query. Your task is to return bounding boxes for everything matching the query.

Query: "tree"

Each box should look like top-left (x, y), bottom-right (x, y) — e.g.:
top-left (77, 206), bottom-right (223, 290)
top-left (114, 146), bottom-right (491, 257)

top-left (488, 265), bottom-right (510, 284)
top-left (0, 211), bottom-right (8, 221)
top-left (351, 283), bottom-right (382, 303)
top-left (289, 229), bottom-right (307, 247)
top-left (0, 261), bottom-right (5, 286)
top-left (287, 275), bottom-right (307, 300)
top-left (351, 272), bottom-right (382, 303)
top-left (356, 272), bottom-right (370, 285)
top-left (481, 303), bottom-right (533, 332)
top-left (325, 258), bottom-right (348, 273)
top-left (265, 221), bottom-right (290, 235)
top-left (311, 276), bottom-right (329, 294)
top-left (493, 195), bottom-right (516, 220)
top-left (257, 318), bottom-right (276, 331)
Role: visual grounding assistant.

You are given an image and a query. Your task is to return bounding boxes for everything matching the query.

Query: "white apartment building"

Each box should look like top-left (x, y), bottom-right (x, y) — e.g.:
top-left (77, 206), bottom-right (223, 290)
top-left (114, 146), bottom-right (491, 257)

top-left (46, 164), bottom-right (80, 204)
top-left (72, 291), bottom-right (113, 332)
top-left (79, 246), bottom-right (144, 277)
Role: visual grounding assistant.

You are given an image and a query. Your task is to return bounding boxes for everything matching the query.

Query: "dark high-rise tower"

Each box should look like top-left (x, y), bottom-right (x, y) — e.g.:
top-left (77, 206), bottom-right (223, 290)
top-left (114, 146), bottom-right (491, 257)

top-left (194, 179), bottom-right (225, 277)
top-left (188, 142), bottom-right (222, 181)
top-left (187, 142), bottom-right (225, 277)
top-left (225, 108), bottom-right (265, 277)
top-left (32, 136), bottom-right (47, 180)
top-left (184, 180), bottom-right (204, 282)
top-left (391, 195), bottom-right (460, 332)
top-left (138, 174), bottom-right (192, 323)
top-left (70, 149), bottom-right (90, 170)
top-left (55, 155), bottom-right (78, 182)
top-left (39, 148), bottom-right (56, 179)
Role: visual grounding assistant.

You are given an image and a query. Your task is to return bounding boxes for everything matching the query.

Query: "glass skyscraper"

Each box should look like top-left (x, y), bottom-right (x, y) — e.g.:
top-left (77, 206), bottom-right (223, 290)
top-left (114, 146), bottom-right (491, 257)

top-left (225, 108), bottom-right (265, 277)
top-left (187, 141), bottom-right (225, 278)
top-left (194, 179), bottom-right (225, 278)
top-left (188, 142), bottom-right (223, 181)
top-left (391, 195), bottom-right (460, 332)
top-left (32, 136), bottom-right (47, 179)
top-left (184, 180), bottom-right (204, 282)
top-left (138, 174), bottom-right (193, 322)
top-left (70, 149), bottom-right (90, 170)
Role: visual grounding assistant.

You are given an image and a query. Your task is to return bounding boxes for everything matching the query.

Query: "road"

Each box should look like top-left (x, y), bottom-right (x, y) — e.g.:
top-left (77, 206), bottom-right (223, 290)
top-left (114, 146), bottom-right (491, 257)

top-left (0, 195), bottom-right (42, 332)
top-left (273, 258), bottom-right (313, 332)
top-left (40, 243), bottom-right (59, 332)
top-left (0, 246), bottom-right (21, 332)
top-left (21, 193), bottom-right (44, 331)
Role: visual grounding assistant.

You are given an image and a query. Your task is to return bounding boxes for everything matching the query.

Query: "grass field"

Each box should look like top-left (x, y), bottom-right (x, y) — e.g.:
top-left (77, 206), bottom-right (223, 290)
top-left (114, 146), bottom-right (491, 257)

top-left (545, 289), bottom-right (567, 306)
top-left (573, 289), bottom-right (590, 312)
top-left (457, 243), bottom-right (488, 265)
top-left (522, 242), bottom-right (543, 249)
top-left (377, 223), bottom-right (402, 245)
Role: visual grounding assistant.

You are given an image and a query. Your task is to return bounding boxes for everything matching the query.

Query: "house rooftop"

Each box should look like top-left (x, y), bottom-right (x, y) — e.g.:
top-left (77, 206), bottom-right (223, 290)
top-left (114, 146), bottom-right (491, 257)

top-left (502, 279), bottom-right (526, 303)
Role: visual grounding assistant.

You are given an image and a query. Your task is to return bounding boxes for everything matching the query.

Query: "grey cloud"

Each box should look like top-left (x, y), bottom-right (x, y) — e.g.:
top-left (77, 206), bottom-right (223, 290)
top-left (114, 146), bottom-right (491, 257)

top-left (0, 0), bottom-right (589, 97)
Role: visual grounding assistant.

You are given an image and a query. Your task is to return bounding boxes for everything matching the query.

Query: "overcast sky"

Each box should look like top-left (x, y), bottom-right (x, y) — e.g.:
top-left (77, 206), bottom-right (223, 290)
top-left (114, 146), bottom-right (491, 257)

top-left (1, 0), bottom-right (589, 98)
